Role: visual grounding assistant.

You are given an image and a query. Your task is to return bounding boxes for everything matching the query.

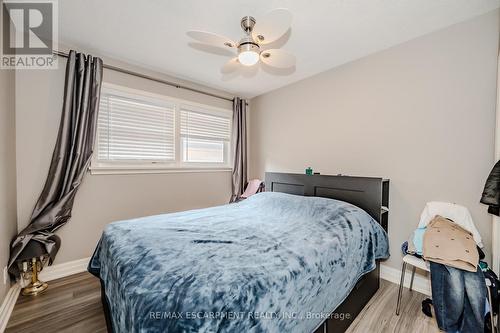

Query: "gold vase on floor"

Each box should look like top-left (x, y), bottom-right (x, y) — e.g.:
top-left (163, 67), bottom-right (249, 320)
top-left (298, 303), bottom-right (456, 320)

top-left (21, 257), bottom-right (48, 296)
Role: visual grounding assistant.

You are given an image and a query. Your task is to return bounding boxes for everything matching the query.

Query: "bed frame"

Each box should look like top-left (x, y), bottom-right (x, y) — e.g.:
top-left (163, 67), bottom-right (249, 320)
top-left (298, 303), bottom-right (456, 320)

top-left (265, 172), bottom-right (389, 333)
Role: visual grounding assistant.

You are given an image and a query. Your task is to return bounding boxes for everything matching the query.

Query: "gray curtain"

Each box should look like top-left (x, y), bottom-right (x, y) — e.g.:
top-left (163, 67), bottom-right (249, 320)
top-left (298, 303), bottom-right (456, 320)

top-left (8, 50), bottom-right (103, 275)
top-left (230, 98), bottom-right (248, 202)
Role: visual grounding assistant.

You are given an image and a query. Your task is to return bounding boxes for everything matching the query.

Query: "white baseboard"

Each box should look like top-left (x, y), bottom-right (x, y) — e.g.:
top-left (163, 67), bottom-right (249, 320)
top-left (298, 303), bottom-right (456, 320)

top-left (0, 283), bottom-right (21, 333)
top-left (39, 257), bottom-right (91, 282)
top-left (380, 263), bottom-right (431, 296)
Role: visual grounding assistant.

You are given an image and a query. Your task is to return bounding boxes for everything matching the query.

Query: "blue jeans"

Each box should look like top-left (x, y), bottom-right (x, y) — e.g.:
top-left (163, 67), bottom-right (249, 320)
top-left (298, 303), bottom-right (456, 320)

top-left (430, 262), bottom-right (486, 333)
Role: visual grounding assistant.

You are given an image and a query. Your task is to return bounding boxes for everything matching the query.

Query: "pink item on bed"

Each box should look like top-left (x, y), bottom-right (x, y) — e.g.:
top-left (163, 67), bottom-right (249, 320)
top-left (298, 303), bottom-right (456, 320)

top-left (241, 179), bottom-right (263, 198)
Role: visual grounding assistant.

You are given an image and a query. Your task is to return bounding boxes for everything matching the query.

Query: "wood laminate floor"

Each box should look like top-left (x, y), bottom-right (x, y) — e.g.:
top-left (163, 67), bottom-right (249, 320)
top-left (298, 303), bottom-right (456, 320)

top-left (345, 280), bottom-right (439, 333)
top-left (6, 273), bottom-right (106, 333)
top-left (6, 272), bottom-right (438, 333)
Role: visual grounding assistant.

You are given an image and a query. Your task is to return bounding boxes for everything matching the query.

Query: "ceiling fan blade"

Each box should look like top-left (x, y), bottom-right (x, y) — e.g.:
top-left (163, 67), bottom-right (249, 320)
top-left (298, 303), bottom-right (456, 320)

top-left (252, 8), bottom-right (292, 45)
top-left (187, 30), bottom-right (237, 49)
top-left (221, 58), bottom-right (240, 74)
top-left (260, 49), bottom-right (295, 68)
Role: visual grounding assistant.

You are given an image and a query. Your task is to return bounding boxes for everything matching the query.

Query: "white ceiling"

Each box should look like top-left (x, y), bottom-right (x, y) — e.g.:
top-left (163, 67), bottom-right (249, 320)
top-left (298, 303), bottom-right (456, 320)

top-left (58, 0), bottom-right (500, 98)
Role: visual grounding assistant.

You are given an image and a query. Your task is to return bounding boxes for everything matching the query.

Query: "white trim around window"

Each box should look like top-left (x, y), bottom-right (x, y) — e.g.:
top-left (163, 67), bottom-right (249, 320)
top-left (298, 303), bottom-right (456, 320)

top-left (91, 83), bottom-right (233, 175)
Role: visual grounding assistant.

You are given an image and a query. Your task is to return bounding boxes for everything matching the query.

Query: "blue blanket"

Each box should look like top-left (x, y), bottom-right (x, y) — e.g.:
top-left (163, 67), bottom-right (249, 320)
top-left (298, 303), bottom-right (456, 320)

top-left (89, 192), bottom-right (389, 333)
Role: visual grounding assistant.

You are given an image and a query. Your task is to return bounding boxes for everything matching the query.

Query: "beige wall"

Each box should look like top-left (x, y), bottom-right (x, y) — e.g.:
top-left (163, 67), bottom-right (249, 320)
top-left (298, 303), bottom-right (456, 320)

top-left (0, 67), bottom-right (17, 301)
top-left (15, 53), bottom-right (233, 265)
top-left (249, 10), bottom-right (500, 269)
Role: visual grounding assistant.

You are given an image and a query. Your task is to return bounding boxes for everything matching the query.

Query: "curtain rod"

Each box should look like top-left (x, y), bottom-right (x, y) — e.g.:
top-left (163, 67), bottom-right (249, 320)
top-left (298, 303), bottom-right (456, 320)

top-left (53, 50), bottom-right (237, 103)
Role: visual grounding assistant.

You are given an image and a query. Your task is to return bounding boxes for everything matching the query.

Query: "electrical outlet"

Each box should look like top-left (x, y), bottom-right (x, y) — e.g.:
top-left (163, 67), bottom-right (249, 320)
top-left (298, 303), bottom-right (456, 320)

top-left (3, 266), bottom-right (8, 285)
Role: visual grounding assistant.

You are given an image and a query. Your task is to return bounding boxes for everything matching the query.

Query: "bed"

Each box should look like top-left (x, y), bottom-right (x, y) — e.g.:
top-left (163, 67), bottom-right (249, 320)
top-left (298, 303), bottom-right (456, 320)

top-left (88, 172), bottom-right (390, 333)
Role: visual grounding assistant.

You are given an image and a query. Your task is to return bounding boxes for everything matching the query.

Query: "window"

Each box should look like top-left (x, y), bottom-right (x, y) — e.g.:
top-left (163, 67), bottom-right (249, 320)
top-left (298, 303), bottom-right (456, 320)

top-left (92, 84), bottom-right (232, 174)
top-left (180, 106), bottom-right (231, 164)
top-left (97, 89), bottom-right (175, 162)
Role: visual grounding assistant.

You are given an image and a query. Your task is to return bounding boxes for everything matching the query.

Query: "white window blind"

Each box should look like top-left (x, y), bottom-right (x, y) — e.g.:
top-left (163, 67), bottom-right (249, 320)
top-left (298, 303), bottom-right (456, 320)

top-left (97, 91), bottom-right (175, 162)
top-left (180, 107), bottom-right (231, 163)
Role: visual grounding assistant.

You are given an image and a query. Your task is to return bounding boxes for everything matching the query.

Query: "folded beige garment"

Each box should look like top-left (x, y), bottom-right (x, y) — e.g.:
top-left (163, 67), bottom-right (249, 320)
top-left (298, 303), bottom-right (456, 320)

top-left (423, 215), bottom-right (478, 272)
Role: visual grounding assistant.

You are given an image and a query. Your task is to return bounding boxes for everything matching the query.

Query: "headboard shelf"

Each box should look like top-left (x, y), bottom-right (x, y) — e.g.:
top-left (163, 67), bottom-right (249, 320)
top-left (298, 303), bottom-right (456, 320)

top-left (265, 172), bottom-right (390, 231)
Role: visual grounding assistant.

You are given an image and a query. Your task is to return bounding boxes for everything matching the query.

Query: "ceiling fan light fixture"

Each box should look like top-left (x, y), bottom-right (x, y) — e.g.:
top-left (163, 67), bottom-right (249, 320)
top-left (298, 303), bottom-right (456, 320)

top-left (237, 42), bottom-right (260, 66)
top-left (187, 9), bottom-right (295, 71)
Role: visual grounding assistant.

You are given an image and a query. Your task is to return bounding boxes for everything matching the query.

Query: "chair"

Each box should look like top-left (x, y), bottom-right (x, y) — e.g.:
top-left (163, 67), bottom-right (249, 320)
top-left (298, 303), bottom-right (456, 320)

top-left (396, 254), bottom-right (429, 315)
top-left (396, 254), bottom-right (496, 331)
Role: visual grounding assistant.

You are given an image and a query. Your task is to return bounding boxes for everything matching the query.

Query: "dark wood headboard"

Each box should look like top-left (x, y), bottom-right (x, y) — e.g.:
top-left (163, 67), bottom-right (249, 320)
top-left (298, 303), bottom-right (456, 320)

top-left (265, 172), bottom-right (389, 231)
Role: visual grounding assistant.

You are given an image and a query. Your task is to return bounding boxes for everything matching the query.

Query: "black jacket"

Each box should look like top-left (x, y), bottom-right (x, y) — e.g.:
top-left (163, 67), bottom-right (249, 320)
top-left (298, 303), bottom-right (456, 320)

top-left (481, 160), bottom-right (500, 216)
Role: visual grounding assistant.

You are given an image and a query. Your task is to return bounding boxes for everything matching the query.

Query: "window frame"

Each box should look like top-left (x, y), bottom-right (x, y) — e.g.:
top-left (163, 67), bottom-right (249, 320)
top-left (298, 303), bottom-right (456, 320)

top-left (91, 83), bottom-right (233, 175)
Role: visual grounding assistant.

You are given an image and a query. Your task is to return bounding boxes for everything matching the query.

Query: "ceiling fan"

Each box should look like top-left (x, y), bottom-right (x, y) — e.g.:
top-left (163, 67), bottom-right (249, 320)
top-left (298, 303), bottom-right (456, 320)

top-left (187, 8), bottom-right (295, 72)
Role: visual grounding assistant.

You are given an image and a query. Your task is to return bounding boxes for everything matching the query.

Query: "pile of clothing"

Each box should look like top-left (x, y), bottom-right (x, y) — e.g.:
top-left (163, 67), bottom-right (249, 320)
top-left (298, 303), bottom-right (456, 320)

top-left (402, 202), bottom-right (498, 332)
